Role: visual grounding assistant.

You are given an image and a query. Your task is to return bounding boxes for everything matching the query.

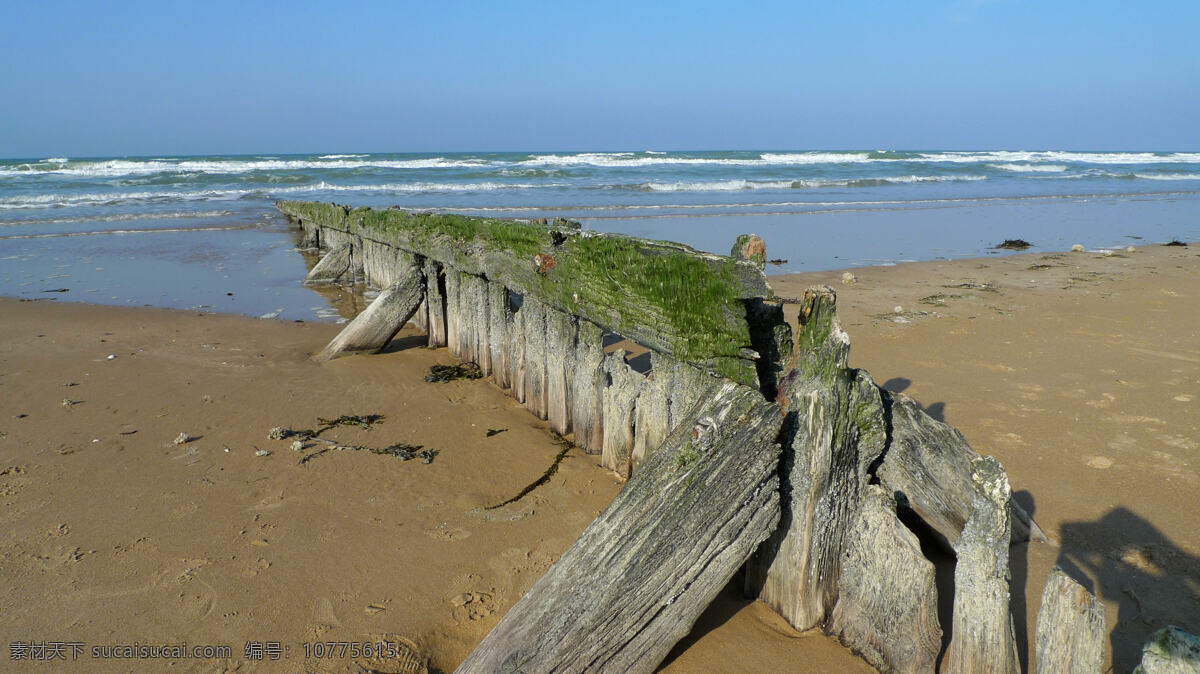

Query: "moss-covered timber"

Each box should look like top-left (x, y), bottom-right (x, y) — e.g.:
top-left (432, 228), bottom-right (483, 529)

top-left (278, 200), bottom-right (769, 385)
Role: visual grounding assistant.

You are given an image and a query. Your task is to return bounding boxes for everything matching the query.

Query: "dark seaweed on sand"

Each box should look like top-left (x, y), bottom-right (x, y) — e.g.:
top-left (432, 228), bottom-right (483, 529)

top-left (993, 239), bottom-right (1033, 250)
top-left (1165, 239), bottom-right (1188, 247)
top-left (425, 362), bottom-right (484, 383)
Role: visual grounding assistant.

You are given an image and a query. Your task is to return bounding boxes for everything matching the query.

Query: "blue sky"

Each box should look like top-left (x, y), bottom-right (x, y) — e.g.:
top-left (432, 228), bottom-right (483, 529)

top-left (2, 0), bottom-right (1198, 157)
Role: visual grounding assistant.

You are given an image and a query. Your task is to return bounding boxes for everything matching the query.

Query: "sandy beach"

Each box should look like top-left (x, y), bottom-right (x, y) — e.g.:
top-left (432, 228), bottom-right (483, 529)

top-left (2, 242), bottom-right (1197, 672)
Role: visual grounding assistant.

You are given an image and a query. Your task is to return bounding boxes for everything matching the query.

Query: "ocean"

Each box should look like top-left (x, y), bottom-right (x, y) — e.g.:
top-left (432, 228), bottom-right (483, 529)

top-left (2, 150), bottom-right (1198, 321)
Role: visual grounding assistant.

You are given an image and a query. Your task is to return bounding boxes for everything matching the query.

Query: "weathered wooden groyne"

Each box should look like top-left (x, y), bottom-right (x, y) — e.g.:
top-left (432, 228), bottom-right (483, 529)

top-left (280, 200), bottom-right (1115, 673)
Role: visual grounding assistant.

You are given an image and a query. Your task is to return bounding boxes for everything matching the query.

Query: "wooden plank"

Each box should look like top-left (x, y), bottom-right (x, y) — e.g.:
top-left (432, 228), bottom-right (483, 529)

top-left (878, 393), bottom-right (1048, 547)
top-left (600, 351), bottom-right (642, 478)
top-left (313, 265), bottom-right (424, 361)
top-left (745, 288), bottom-right (888, 632)
top-left (424, 259), bottom-right (446, 348)
top-left (827, 485), bottom-right (942, 674)
top-left (303, 244), bottom-right (351, 285)
top-left (943, 456), bottom-right (1020, 674)
top-left (1034, 566), bottom-right (1105, 674)
top-left (456, 381), bottom-right (782, 674)
top-left (570, 320), bottom-right (605, 452)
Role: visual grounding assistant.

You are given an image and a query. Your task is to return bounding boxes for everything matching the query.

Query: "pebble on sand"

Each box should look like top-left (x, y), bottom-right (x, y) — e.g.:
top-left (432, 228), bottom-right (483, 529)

top-left (173, 432), bottom-right (192, 445)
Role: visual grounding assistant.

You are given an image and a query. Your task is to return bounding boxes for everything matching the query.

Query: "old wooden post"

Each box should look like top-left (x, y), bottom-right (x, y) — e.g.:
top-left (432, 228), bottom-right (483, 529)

top-left (313, 263), bottom-right (425, 361)
top-left (1034, 566), bottom-right (1105, 673)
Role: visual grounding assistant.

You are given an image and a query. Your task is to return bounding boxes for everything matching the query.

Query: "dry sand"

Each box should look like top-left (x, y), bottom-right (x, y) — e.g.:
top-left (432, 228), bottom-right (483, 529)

top-left (2, 242), bottom-right (1197, 672)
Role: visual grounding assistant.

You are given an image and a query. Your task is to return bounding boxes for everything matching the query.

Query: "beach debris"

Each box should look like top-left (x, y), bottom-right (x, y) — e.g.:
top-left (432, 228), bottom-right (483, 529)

top-left (944, 280), bottom-right (1000, 292)
top-left (1071, 243), bottom-right (1086, 252)
top-left (532, 253), bottom-right (557, 276)
top-left (254, 449), bottom-right (272, 457)
top-left (993, 239), bottom-right (1032, 250)
top-left (919, 293), bottom-right (959, 307)
top-left (118, 429), bottom-right (137, 435)
top-left (61, 398), bottom-right (77, 408)
top-left (223, 447), bottom-right (231, 453)
top-left (318, 414), bottom-right (384, 431)
top-left (298, 442), bottom-right (437, 465)
top-left (1127, 246), bottom-right (1136, 253)
top-left (486, 428), bottom-right (508, 437)
top-left (173, 432), bottom-right (192, 445)
top-left (268, 426), bottom-right (287, 440)
top-left (841, 272), bottom-right (857, 284)
top-left (41, 288), bottom-right (70, 293)
top-left (365, 603), bottom-right (387, 615)
top-left (258, 309), bottom-right (284, 319)
top-left (1102, 249), bottom-right (1115, 257)
top-left (731, 233), bottom-right (767, 267)
top-left (290, 440), bottom-right (304, 452)
top-left (767, 258), bottom-right (788, 265)
top-left (893, 306), bottom-right (904, 314)
top-left (1165, 239), bottom-right (1188, 246)
top-left (63, 382), bottom-right (78, 387)
top-left (106, 354), bottom-right (116, 360)
top-left (425, 362), bottom-right (484, 383)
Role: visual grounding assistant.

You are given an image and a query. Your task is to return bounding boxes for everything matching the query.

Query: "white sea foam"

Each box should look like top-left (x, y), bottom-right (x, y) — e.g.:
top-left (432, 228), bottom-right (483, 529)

top-left (0, 157), bottom-right (494, 178)
top-left (1133, 172), bottom-right (1200, 180)
top-left (989, 163), bottom-right (1068, 172)
top-left (916, 151), bottom-right (1200, 165)
top-left (42, 157), bottom-right (69, 163)
top-left (0, 181), bottom-right (549, 209)
top-left (644, 180), bottom-right (795, 192)
top-left (640, 175), bottom-right (987, 192)
top-left (522, 151), bottom-right (872, 168)
top-left (1, 210), bottom-right (233, 226)
top-left (317, 154), bottom-right (369, 159)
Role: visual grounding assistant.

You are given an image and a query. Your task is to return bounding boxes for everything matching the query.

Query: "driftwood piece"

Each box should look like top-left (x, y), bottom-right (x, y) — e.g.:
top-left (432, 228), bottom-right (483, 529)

top-left (944, 455), bottom-right (1020, 674)
top-left (1134, 627), bottom-right (1200, 674)
top-left (466, 273), bottom-right (491, 375)
top-left (827, 485), bottom-right (942, 674)
top-left (456, 382), bottom-right (783, 674)
top-left (746, 287), bottom-right (888, 632)
top-left (1034, 566), bottom-right (1105, 674)
top-left (878, 393), bottom-right (1048, 546)
top-left (303, 243), bottom-right (352, 284)
top-left (314, 264), bottom-right (424, 361)
top-left (279, 200), bottom-right (767, 385)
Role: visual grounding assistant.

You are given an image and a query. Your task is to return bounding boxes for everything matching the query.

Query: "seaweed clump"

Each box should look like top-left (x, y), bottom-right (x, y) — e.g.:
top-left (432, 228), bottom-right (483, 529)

top-left (994, 239), bottom-right (1033, 250)
top-left (425, 362), bottom-right (484, 383)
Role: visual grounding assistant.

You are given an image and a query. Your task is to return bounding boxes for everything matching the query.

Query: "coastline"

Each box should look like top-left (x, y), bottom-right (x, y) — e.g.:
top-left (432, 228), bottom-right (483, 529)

top-left (1, 241), bottom-right (1197, 671)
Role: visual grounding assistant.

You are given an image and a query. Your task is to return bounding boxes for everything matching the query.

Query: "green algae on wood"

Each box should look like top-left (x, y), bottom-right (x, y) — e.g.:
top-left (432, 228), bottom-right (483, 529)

top-left (278, 200), bottom-right (769, 386)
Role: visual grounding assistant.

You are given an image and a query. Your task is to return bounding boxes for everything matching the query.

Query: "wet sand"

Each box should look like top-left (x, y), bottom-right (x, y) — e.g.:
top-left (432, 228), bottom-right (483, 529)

top-left (2, 242), bottom-right (1197, 672)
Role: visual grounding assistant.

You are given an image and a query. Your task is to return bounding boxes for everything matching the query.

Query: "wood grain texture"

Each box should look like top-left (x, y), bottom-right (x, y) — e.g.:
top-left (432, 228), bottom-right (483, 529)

top-left (827, 485), bottom-right (942, 674)
top-left (1034, 566), bottom-right (1105, 674)
top-left (456, 381), bottom-right (782, 674)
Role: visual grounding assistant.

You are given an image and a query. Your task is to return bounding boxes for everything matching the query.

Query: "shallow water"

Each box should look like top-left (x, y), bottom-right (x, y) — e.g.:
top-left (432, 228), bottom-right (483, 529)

top-left (2, 151), bottom-right (1197, 319)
